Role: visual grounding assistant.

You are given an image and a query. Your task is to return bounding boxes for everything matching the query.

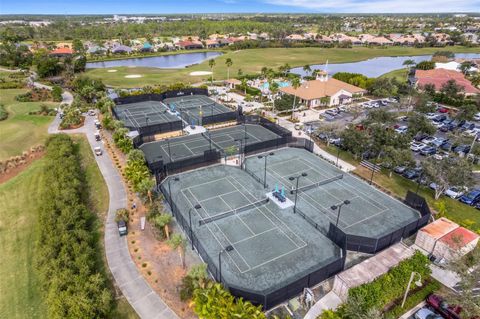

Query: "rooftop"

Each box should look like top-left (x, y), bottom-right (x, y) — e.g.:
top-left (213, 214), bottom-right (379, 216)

top-left (416, 68), bottom-right (480, 95)
top-left (418, 217), bottom-right (459, 240)
top-left (439, 226), bottom-right (479, 249)
top-left (280, 78), bottom-right (366, 101)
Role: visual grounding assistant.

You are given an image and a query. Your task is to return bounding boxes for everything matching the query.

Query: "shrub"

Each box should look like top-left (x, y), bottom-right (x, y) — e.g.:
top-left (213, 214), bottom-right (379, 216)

top-left (51, 85), bottom-right (63, 102)
top-left (36, 134), bottom-right (113, 318)
top-left (60, 107), bottom-right (82, 129)
top-left (0, 104), bottom-right (8, 121)
top-left (115, 208), bottom-right (129, 223)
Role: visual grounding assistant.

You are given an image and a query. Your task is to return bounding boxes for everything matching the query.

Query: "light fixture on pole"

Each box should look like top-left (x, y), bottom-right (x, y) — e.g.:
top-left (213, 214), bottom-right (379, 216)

top-left (218, 245), bottom-right (234, 284)
top-left (257, 152), bottom-right (274, 188)
top-left (330, 200), bottom-right (351, 227)
top-left (289, 172), bottom-right (308, 213)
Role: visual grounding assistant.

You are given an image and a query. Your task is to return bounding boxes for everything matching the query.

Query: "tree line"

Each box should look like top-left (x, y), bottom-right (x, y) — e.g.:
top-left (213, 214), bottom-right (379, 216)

top-left (36, 134), bottom-right (113, 318)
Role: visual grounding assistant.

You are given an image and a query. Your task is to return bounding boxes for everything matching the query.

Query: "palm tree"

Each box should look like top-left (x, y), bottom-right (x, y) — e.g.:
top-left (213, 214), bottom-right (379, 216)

top-left (402, 59), bottom-right (416, 80)
top-left (269, 81), bottom-right (280, 112)
top-left (311, 69), bottom-right (320, 79)
top-left (208, 58), bottom-right (215, 83)
top-left (261, 66), bottom-right (268, 79)
top-left (225, 58), bottom-right (233, 80)
top-left (241, 78), bottom-right (248, 95)
top-left (460, 61), bottom-right (475, 75)
top-left (303, 64), bottom-right (311, 76)
top-left (167, 233), bottom-right (187, 269)
top-left (290, 77), bottom-right (301, 119)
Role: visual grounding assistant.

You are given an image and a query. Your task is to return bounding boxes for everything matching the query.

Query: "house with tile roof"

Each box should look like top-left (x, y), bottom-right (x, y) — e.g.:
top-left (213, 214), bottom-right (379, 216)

top-left (280, 72), bottom-right (366, 108)
top-left (49, 47), bottom-right (74, 58)
top-left (414, 68), bottom-right (480, 95)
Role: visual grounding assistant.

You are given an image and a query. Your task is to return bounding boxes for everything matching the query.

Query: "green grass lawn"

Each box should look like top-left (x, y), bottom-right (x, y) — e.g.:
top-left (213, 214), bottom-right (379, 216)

top-left (0, 159), bottom-right (47, 319)
top-left (86, 46), bottom-right (480, 88)
top-left (0, 89), bottom-right (57, 161)
top-left (379, 68), bottom-right (408, 82)
top-left (320, 144), bottom-right (480, 233)
top-left (0, 135), bottom-right (138, 319)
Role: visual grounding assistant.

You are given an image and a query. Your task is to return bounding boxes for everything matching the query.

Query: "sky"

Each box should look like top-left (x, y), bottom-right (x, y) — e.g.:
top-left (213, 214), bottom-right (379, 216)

top-left (0, 0), bottom-right (479, 14)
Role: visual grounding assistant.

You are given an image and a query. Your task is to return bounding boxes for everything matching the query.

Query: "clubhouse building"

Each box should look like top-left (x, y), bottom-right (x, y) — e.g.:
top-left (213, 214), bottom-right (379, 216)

top-left (280, 72), bottom-right (366, 108)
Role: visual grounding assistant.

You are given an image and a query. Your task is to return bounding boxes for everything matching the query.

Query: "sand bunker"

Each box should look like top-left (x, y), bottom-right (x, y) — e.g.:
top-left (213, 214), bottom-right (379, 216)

top-left (189, 71), bottom-right (212, 76)
top-left (124, 74), bottom-right (143, 78)
top-left (107, 69), bottom-right (118, 73)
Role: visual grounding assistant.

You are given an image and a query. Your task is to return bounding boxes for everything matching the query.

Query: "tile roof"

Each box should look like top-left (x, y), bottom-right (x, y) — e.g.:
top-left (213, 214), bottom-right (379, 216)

top-left (49, 47), bottom-right (73, 55)
top-left (416, 68), bottom-right (480, 94)
top-left (439, 227), bottom-right (479, 248)
top-left (418, 217), bottom-right (459, 239)
top-left (280, 78), bottom-right (366, 100)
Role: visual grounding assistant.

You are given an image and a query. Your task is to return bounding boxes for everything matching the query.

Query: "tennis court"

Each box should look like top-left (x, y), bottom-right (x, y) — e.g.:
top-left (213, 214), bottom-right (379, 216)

top-left (113, 100), bottom-right (179, 129)
top-left (140, 124), bottom-right (281, 165)
top-left (163, 95), bottom-right (234, 125)
top-left (244, 148), bottom-right (421, 238)
top-left (162, 164), bottom-right (342, 296)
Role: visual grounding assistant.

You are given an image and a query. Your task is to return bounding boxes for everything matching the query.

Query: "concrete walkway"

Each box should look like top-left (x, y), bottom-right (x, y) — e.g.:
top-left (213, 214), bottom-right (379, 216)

top-left (277, 117), bottom-right (356, 172)
top-left (303, 291), bottom-right (342, 319)
top-left (49, 115), bottom-right (179, 319)
top-left (28, 71), bottom-right (74, 106)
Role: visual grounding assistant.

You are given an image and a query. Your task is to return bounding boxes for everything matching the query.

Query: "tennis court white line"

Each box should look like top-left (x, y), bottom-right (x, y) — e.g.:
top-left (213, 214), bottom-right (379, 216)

top-left (197, 190), bottom-right (239, 204)
top-left (343, 207), bottom-right (389, 230)
top-left (186, 180), bottom-right (254, 270)
top-left (227, 177), bottom-right (307, 249)
top-left (231, 226), bottom-right (277, 245)
top-left (182, 187), bottom-right (252, 272)
top-left (217, 193), bottom-right (256, 236)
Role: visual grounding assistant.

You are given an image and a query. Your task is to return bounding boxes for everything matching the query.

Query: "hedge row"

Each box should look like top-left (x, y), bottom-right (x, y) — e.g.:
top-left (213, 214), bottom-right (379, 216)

top-left (0, 104), bottom-right (8, 121)
top-left (36, 134), bottom-right (112, 318)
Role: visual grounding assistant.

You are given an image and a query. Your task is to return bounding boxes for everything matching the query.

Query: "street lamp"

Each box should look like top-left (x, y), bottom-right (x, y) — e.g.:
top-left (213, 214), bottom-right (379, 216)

top-left (258, 152), bottom-right (274, 188)
top-left (401, 271), bottom-right (422, 308)
top-left (188, 204), bottom-right (202, 250)
top-left (218, 245), bottom-right (234, 284)
top-left (289, 173), bottom-right (308, 213)
top-left (330, 200), bottom-right (351, 227)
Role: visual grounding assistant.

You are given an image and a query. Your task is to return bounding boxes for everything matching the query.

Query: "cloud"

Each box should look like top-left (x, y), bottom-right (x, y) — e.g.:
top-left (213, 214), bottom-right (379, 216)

top-left (264, 0), bottom-right (480, 12)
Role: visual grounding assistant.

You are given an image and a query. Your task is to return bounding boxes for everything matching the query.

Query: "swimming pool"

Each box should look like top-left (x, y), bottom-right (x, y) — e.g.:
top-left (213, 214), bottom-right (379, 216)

top-left (261, 81), bottom-right (291, 90)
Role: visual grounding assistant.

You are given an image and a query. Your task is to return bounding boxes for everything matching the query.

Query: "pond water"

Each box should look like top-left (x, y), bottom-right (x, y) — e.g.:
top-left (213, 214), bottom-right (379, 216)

top-left (290, 53), bottom-right (480, 78)
top-left (86, 51), bottom-right (222, 69)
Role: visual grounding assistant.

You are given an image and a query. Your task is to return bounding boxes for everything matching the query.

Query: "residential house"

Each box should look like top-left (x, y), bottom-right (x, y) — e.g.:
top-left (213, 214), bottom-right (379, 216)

top-left (390, 33), bottom-right (426, 46)
top-left (358, 34), bottom-right (393, 46)
top-left (205, 39), bottom-right (221, 49)
top-left (280, 71), bottom-right (366, 108)
top-left (414, 68), bottom-right (480, 96)
top-left (111, 45), bottom-right (133, 54)
top-left (285, 34), bottom-right (306, 41)
top-left (315, 35), bottom-right (333, 44)
top-left (331, 33), bottom-right (362, 45)
top-left (175, 40), bottom-right (204, 50)
top-left (49, 47), bottom-right (74, 58)
top-left (462, 32), bottom-right (479, 44)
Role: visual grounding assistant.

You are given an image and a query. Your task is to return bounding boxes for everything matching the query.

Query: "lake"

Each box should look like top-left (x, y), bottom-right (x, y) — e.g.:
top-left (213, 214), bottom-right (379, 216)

top-left (290, 53), bottom-right (480, 78)
top-left (86, 51), bottom-right (222, 69)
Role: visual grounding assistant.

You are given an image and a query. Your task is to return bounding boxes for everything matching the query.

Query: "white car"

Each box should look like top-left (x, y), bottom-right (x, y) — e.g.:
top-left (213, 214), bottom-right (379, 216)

top-left (362, 102), bottom-right (373, 108)
top-left (464, 127), bottom-right (480, 136)
top-left (414, 308), bottom-right (442, 319)
top-left (425, 113), bottom-right (437, 120)
top-left (94, 147), bottom-right (103, 156)
top-left (395, 126), bottom-right (408, 134)
top-left (433, 151), bottom-right (449, 160)
top-left (474, 112), bottom-right (480, 121)
top-left (445, 186), bottom-right (468, 199)
top-left (411, 142), bottom-right (427, 152)
top-left (422, 136), bottom-right (438, 145)
top-left (433, 121), bottom-right (444, 129)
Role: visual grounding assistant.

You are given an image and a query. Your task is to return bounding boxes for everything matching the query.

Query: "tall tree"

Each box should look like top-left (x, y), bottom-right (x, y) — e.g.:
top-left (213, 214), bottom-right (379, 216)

top-left (225, 58), bottom-right (233, 81)
top-left (303, 64), bottom-right (311, 75)
top-left (208, 58), bottom-right (215, 84)
top-left (422, 157), bottom-right (474, 199)
top-left (402, 59), bottom-right (415, 80)
top-left (290, 77), bottom-right (301, 119)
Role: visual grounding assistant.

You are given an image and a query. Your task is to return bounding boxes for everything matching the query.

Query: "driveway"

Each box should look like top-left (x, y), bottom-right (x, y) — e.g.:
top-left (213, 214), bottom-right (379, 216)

top-left (50, 115), bottom-right (179, 319)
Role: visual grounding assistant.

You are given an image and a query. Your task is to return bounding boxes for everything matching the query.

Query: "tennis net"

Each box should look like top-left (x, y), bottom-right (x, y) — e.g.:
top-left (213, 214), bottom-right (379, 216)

top-left (201, 132), bottom-right (224, 150)
top-left (199, 197), bottom-right (269, 225)
top-left (291, 174), bottom-right (344, 193)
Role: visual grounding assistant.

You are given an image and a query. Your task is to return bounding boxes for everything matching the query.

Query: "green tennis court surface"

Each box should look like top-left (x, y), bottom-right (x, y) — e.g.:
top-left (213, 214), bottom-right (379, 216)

top-left (163, 164), bottom-right (341, 293)
top-left (163, 95), bottom-right (233, 125)
top-left (113, 100), bottom-right (179, 128)
top-left (140, 124), bottom-right (280, 165)
top-left (244, 148), bottom-right (420, 238)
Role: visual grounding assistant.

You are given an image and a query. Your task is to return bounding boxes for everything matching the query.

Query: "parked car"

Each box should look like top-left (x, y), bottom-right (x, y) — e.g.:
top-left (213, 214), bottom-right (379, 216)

top-left (94, 120), bottom-right (101, 129)
top-left (325, 109), bottom-right (339, 117)
top-left (438, 107), bottom-right (449, 113)
top-left (411, 142), bottom-right (427, 152)
top-left (445, 186), bottom-right (468, 199)
top-left (433, 114), bottom-right (447, 122)
top-left (117, 220), bottom-right (128, 236)
top-left (440, 122), bottom-right (456, 132)
top-left (463, 127), bottom-right (480, 137)
top-left (94, 147), bottom-right (103, 156)
top-left (420, 146), bottom-right (437, 156)
top-left (403, 169), bottom-right (420, 180)
top-left (422, 136), bottom-right (438, 145)
top-left (394, 166), bottom-right (407, 174)
top-left (460, 122), bottom-right (475, 132)
top-left (94, 131), bottom-right (101, 141)
top-left (395, 126), bottom-right (408, 134)
top-left (414, 133), bottom-right (430, 142)
top-left (440, 141), bottom-right (453, 151)
top-left (426, 294), bottom-right (462, 319)
top-left (426, 112), bottom-right (437, 120)
top-left (453, 144), bottom-right (471, 155)
top-left (474, 112), bottom-right (480, 121)
top-left (414, 307), bottom-right (443, 319)
top-left (459, 189), bottom-right (480, 205)
top-left (431, 138), bottom-right (448, 148)
top-left (433, 151), bottom-right (449, 161)
top-left (88, 109), bottom-right (96, 116)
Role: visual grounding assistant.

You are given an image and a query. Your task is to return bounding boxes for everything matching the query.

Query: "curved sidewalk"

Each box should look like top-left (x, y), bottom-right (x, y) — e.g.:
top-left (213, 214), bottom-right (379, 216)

top-left (50, 116), bottom-right (179, 319)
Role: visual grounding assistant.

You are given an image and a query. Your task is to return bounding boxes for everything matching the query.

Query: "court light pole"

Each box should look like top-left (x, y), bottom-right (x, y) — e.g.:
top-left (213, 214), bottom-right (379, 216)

top-left (167, 138), bottom-right (172, 162)
top-left (167, 176), bottom-right (180, 207)
top-left (258, 152), bottom-right (274, 188)
top-left (218, 245), bottom-right (234, 284)
top-left (289, 172), bottom-right (308, 214)
top-left (401, 272), bottom-right (422, 308)
top-left (188, 204), bottom-right (202, 250)
top-left (330, 200), bottom-right (351, 227)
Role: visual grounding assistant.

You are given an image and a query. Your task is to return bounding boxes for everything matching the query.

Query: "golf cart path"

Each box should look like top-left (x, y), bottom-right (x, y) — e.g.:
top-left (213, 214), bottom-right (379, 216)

top-left (49, 116), bottom-right (179, 319)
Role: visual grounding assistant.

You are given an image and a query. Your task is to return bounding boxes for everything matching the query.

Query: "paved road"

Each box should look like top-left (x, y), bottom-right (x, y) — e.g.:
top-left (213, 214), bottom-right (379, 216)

top-left (28, 72), bottom-right (74, 106)
top-left (49, 115), bottom-right (179, 319)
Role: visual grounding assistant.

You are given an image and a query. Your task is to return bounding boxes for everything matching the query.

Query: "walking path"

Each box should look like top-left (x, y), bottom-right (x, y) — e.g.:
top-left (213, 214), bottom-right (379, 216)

top-left (27, 72), bottom-right (74, 106)
top-left (49, 115), bottom-right (179, 319)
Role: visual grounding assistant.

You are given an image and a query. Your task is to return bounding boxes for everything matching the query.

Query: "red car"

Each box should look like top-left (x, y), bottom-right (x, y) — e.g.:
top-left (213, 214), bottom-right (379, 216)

top-left (426, 294), bottom-right (461, 319)
top-left (438, 107), bottom-right (449, 113)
